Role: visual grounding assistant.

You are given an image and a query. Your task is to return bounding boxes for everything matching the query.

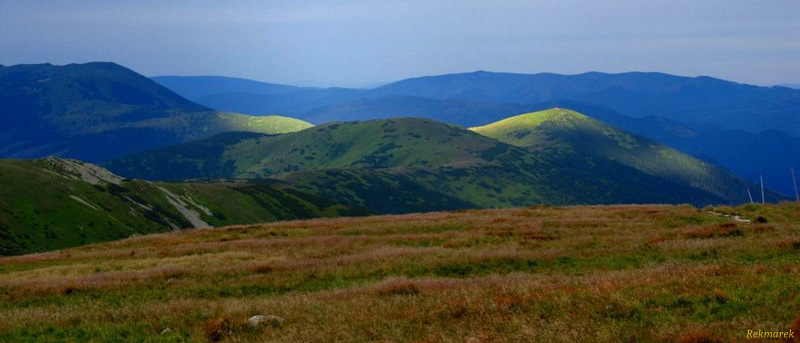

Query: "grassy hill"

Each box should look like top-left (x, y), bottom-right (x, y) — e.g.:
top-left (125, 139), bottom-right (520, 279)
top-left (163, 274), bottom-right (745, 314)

top-left (500, 101), bottom-right (800, 196)
top-left (106, 118), bottom-right (501, 180)
top-left (106, 110), bottom-right (765, 209)
top-left (470, 108), bottom-right (772, 203)
top-left (0, 62), bottom-right (312, 162)
top-left (1, 202), bottom-right (798, 342)
top-left (0, 158), bottom-right (357, 256)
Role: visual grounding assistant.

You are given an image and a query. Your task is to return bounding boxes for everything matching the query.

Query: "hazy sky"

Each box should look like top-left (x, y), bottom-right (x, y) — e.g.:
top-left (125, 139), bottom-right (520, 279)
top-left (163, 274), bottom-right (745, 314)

top-left (1, 0), bottom-right (798, 87)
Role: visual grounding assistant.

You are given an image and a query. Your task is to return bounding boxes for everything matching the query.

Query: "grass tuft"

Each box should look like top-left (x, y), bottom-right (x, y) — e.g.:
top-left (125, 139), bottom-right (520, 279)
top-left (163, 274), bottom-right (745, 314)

top-left (790, 317), bottom-right (800, 342)
top-left (203, 316), bottom-right (233, 342)
top-left (675, 327), bottom-right (723, 343)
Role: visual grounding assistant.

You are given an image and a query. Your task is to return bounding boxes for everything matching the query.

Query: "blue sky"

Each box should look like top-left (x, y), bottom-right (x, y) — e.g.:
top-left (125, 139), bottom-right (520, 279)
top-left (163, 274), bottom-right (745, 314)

top-left (1, 0), bottom-right (798, 87)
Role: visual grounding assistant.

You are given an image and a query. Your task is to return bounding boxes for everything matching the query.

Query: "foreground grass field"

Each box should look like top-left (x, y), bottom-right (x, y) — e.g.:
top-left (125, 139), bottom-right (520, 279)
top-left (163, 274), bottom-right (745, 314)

top-left (1, 203), bottom-right (799, 342)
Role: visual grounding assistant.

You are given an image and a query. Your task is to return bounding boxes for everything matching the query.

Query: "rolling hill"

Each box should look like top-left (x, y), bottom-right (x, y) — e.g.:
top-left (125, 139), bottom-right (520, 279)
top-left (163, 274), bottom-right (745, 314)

top-left (106, 109), bottom-right (771, 211)
top-left (0, 157), bottom-right (358, 256)
top-left (470, 109), bottom-right (762, 202)
top-left (519, 101), bottom-right (800, 196)
top-left (156, 73), bottom-right (800, 196)
top-left (255, 93), bottom-right (800, 195)
top-left (0, 63), bottom-right (312, 162)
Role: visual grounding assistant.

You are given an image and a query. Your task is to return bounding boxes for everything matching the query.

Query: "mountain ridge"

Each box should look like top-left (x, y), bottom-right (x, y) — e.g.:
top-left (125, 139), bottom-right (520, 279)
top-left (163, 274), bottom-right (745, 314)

top-left (152, 75), bottom-right (309, 100)
top-left (156, 70), bottom-right (800, 136)
top-left (106, 109), bottom-right (774, 209)
top-left (0, 62), bottom-right (313, 162)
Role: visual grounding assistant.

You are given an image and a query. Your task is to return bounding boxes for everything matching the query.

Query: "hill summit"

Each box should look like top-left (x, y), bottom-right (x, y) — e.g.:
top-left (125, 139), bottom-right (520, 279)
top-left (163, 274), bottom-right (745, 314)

top-left (471, 108), bottom-right (765, 202)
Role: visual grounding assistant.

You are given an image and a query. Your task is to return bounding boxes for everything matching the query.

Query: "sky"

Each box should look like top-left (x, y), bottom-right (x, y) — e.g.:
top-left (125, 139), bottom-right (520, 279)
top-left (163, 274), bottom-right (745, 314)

top-left (1, 0), bottom-right (799, 87)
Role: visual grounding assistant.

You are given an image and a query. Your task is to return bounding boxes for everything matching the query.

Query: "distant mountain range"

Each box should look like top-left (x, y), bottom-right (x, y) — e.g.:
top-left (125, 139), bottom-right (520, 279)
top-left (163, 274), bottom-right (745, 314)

top-left (0, 63), bottom-right (312, 162)
top-left (155, 71), bottom-right (800, 134)
top-left (154, 72), bottom-right (800, 195)
top-left (106, 109), bottom-right (774, 210)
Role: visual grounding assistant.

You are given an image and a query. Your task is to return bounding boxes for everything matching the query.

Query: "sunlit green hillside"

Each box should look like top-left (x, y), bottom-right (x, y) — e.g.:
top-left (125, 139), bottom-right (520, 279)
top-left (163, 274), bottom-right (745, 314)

top-left (107, 111), bottom-right (764, 210)
top-left (470, 108), bottom-right (767, 203)
top-left (0, 158), bottom-right (355, 256)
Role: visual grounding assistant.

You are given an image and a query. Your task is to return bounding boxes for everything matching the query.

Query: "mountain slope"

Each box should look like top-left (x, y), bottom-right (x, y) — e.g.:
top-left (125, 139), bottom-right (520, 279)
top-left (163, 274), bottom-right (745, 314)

top-left (300, 95), bottom-right (800, 196)
top-left (0, 158), bottom-right (357, 256)
top-left (518, 101), bottom-right (800, 196)
top-left (0, 62), bottom-right (312, 162)
top-left (108, 118), bottom-right (503, 180)
top-left (106, 111), bottom-right (767, 210)
top-left (470, 108), bottom-right (773, 203)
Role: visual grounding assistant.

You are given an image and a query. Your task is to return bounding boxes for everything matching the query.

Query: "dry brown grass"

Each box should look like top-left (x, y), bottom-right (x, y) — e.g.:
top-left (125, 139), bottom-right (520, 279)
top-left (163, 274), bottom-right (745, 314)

top-left (0, 203), bottom-right (798, 342)
top-left (203, 316), bottom-right (233, 342)
top-left (790, 317), bottom-right (800, 342)
top-left (683, 222), bottom-right (743, 239)
top-left (675, 326), bottom-right (723, 343)
top-left (374, 278), bottom-right (421, 297)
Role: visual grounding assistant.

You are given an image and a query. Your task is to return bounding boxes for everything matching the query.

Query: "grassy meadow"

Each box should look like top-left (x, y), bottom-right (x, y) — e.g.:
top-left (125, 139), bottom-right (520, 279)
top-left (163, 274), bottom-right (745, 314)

top-left (0, 203), bottom-right (799, 342)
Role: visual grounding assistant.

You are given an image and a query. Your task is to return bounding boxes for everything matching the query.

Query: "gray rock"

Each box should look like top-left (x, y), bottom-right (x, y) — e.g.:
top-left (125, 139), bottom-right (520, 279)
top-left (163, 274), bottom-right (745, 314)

top-left (248, 314), bottom-right (285, 327)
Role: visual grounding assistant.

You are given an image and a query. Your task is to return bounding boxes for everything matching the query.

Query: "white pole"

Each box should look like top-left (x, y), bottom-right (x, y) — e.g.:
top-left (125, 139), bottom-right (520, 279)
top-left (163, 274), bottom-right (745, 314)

top-left (761, 174), bottom-right (765, 204)
top-left (792, 167), bottom-right (799, 202)
top-left (747, 188), bottom-right (754, 204)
